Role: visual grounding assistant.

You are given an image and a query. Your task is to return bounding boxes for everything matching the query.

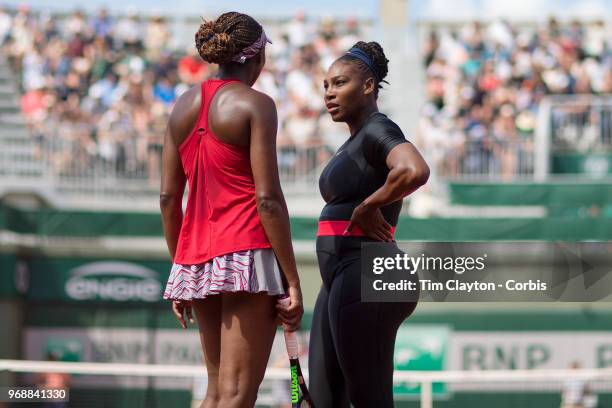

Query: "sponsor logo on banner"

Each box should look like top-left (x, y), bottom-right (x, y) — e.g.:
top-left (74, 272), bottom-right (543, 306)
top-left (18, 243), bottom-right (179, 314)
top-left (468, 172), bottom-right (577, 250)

top-left (65, 262), bottom-right (161, 302)
top-left (450, 332), bottom-right (612, 371)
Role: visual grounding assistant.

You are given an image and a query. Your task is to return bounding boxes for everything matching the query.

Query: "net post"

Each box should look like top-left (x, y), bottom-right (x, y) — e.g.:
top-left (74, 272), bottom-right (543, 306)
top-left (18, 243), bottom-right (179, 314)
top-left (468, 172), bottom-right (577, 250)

top-left (421, 380), bottom-right (432, 408)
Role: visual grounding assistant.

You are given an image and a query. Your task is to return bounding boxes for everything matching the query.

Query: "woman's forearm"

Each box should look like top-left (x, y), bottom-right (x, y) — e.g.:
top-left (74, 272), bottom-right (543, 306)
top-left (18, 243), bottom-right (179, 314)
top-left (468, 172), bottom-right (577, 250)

top-left (256, 196), bottom-right (301, 288)
top-left (362, 166), bottom-right (429, 210)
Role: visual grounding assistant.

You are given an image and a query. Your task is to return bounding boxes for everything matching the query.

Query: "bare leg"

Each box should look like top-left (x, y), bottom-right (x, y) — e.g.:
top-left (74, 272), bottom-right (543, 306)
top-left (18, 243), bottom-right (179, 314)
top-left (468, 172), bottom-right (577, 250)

top-left (217, 293), bottom-right (278, 408)
top-left (192, 296), bottom-right (222, 408)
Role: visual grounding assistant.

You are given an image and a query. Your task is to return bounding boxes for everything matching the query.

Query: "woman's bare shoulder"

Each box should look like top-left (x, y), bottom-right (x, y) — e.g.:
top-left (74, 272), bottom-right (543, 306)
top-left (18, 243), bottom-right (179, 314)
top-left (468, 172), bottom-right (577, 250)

top-left (168, 84), bottom-right (202, 140)
top-left (233, 85), bottom-right (276, 117)
top-left (214, 84), bottom-right (276, 125)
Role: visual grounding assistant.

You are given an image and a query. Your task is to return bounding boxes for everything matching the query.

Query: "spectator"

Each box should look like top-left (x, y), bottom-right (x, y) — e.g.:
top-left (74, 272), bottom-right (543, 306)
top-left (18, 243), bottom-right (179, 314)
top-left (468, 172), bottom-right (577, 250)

top-left (420, 18), bottom-right (611, 179)
top-left (115, 9), bottom-right (143, 51)
top-left (284, 10), bottom-right (313, 48)
top-left (0, 7), bottom-right (12, 44)
top-left (37, 353), bottom-right (70, 408)
top-left (145, 13), bottom-right (170, 61)
top-left (89, 8), bottom-right (112, 40)
top-left (64, 9), bottom-right (87, 38)
top-left (6, 7), bottom-right (367, 183)
top-left (177, 47), bottom-right (208, 85)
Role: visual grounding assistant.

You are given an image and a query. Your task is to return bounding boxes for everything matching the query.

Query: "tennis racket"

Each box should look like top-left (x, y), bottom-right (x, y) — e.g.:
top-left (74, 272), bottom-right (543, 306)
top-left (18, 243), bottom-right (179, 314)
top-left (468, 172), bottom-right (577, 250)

top-left (278, 296), bottom-right (315, 408)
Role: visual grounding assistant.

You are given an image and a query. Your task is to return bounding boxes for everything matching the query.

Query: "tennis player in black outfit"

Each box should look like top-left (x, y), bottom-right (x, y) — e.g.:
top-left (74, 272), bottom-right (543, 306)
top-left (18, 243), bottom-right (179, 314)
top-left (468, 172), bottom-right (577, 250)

top-left (308, 41), bottom-right (430, 408)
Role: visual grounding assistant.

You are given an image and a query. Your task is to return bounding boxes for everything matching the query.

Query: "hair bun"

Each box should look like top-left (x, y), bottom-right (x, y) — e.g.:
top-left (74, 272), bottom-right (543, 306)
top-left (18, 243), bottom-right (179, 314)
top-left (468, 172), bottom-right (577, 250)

top-left (353, 41), bottom-right (389, 83)
top-left (195, 20), bottom-right (237, 64)
top-left (194, 12), bottom-right (264, 65)
top-left (195, 20), bottom-right (215, 48)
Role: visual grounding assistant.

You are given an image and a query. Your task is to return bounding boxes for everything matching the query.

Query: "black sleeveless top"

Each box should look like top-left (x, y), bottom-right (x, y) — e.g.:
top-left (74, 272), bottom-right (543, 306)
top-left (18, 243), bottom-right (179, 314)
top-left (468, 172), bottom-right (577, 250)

top-left (318, 112), bottom-right (409, 226)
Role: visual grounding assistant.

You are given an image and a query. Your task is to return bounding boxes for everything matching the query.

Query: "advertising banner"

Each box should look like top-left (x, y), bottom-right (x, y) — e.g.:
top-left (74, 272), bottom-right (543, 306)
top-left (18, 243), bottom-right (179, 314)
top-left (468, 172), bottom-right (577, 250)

top-left (24, 257), bottom-right (171, 303)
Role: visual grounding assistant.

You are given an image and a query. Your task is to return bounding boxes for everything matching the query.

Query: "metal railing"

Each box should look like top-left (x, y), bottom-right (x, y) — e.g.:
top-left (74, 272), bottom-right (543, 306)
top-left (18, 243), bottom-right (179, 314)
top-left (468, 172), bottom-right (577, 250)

top-left (549, 96), bottom-right (612, 152)
top-left (425, 94), bottom-right (612, 181)
top-left (4, 95), bottom-right (611, 204)
top-left (0, 128), bottom-right (331, 207)
top-left (535, 94), bottom-right (612, 180)
top-left (433, 138), bottom-right (535, 181)
top-left (41, 139), bottom-right (331, 195)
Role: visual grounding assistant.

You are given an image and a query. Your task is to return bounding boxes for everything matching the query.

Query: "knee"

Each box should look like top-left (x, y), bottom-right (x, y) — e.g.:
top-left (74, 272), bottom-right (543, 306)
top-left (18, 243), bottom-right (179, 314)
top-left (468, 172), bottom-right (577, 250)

top-left (217, 380), bottom-right (257, 408)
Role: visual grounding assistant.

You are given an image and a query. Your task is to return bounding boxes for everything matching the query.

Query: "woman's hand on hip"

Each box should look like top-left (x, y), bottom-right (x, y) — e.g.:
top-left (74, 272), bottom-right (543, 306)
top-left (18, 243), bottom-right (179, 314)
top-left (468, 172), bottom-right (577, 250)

top-left (345, 202), bottom-right (393, 242)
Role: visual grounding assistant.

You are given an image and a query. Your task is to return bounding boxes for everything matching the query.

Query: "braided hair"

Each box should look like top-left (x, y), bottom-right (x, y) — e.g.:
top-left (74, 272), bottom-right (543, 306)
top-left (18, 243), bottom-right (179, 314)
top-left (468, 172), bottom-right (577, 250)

top-left (195, 12), bottom-right (263, 64)
top-left (340, 41), bottom-right (389, 97)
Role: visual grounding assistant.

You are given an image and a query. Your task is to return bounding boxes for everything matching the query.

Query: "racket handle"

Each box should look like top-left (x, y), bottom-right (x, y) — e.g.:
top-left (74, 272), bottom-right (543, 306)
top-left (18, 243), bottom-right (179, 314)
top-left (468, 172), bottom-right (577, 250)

top-left (278, 296), bottom-right (299, 358)
top-left (278, 296), bottom-right (290, 308)
top-left (284, 330), bottom-right (299, 359)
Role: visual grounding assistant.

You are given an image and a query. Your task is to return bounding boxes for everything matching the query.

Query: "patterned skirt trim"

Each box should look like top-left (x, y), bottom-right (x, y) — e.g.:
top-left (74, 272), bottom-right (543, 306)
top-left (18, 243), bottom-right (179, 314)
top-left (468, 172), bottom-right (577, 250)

top-left (163, 248), bottom-right (286, 301)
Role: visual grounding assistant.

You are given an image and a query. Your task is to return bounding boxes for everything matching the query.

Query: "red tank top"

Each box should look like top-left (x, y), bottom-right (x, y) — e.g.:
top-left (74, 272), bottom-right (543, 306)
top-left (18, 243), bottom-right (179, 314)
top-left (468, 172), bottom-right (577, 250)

top-left (173, 79), bottom-right (272, 264)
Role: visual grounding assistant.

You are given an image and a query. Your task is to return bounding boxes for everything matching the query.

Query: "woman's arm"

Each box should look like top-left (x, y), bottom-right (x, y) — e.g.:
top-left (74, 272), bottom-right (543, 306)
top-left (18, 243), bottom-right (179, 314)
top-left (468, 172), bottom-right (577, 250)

top-left (347, 143), bottom-right (430, 241)
top-left (159, 86), bottom-right (200, 258)
top-left (160, 99), bottom-right (192, 330)
top-left (249, 92), bottom-right (303, 331)
top-left (364, 142), bottom-right (430, 209)
top-left (159, 115), bottom-right (187, 259)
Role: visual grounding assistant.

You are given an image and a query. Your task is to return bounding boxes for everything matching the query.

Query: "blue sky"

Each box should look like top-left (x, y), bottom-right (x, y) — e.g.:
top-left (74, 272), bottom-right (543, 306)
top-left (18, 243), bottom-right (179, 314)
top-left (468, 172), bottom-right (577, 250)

top-left (3, 0), bottom-right (612, 20)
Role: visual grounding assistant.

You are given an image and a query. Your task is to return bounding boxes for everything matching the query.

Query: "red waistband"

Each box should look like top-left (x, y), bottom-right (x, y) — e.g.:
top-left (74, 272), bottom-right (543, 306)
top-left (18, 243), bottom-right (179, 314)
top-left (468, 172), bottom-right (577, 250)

top-left (317, 220), bottom-right (397, 237)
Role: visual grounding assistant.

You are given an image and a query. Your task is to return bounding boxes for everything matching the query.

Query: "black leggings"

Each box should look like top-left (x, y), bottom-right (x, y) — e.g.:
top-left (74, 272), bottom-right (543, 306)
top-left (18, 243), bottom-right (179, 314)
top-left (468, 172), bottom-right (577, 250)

top-left (308, 237), bottom-right (418, 408)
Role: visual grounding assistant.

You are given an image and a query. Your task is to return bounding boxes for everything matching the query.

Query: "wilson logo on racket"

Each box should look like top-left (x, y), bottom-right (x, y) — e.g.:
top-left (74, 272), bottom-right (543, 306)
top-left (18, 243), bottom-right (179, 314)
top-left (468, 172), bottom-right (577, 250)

top-left (291, 365), bottom-right (299, 403)
top-left (279, 296), bottom-right (315, 408)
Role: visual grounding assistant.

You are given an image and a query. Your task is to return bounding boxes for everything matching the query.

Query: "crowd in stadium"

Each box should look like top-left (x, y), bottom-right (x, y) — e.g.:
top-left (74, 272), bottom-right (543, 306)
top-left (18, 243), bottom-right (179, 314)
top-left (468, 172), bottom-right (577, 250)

top-left (420, 18), bottom-right (611, 179)
top-left (1, 6), bottom-right (361, 182)
top-left (2, 6), bottom-right (611, 182)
